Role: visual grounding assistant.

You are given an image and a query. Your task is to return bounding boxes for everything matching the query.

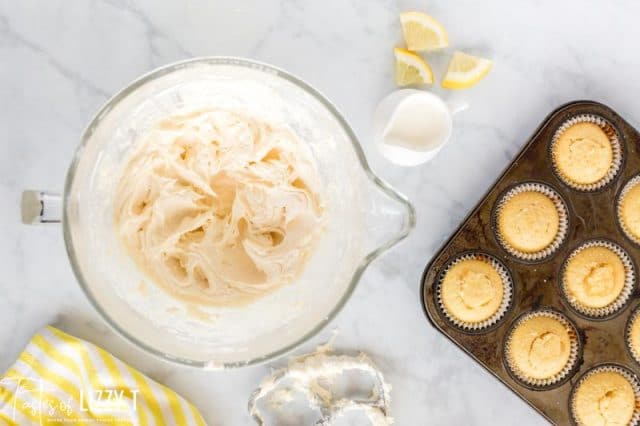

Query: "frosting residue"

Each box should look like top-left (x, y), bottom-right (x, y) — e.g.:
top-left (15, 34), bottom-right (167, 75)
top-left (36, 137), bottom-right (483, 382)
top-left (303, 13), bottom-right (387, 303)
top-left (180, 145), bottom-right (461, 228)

top-left (248, 336), bottom-right (393, 425)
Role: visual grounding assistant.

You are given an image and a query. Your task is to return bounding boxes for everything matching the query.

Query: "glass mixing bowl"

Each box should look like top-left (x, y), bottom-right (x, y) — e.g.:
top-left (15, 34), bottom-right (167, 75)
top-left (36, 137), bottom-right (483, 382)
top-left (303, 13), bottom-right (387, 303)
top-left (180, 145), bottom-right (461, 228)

top-left (22, 57), bottom-right (415, 368)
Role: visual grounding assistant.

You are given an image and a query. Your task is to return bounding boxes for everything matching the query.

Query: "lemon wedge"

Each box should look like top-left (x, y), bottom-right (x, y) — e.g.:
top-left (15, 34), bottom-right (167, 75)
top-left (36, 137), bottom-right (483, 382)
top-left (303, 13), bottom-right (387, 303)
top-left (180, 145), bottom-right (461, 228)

top-left (399, 11), bottom-right (449, 51)
top-left (394, 47), bottom-right (434, 86)
top-left (442, 51), bottom-right (492, 89)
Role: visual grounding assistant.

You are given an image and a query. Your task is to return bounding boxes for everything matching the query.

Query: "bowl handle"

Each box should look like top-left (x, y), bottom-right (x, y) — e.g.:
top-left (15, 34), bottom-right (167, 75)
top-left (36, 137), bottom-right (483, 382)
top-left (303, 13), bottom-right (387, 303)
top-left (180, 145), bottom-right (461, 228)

top-left (21, 190), bottom-right (62, 224)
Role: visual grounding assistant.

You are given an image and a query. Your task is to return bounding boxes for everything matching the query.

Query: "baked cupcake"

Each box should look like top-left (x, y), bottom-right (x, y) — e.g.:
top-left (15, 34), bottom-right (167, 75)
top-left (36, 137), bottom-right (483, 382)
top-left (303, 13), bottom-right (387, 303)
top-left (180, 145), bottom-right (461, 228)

top-left (618, 175), bottom-right (640, 245)
top-left (571, 365), bottom-right (640, 426)
top-left (436, 253), bottom-right (513, 332)
top-left (561, 240), bottom-right (635, 318)
top-left (495, 183), bottom-right (568, 261)
top-left (626, 307), bottom-right (640, 364)
top-left (551, 115), bottom-right (622, 191)
top-left (504, 309), bottom-right (580, 388)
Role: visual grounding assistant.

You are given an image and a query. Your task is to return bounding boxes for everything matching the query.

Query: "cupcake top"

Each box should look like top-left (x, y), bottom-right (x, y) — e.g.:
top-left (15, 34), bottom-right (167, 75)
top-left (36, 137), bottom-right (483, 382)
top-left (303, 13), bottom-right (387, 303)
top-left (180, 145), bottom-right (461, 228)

top-left (440, 259), bottom-right (504, 324)
top-left (573, 370), bottom-right (636, 426)
top-left (507, 314), bottom-right (572, 380)
top-left (620, 179), bottom-right (640, 242)
top-left (553, 122), bottom-right (613, 185)
top-left (498, 191), bottom-right (559, 254)
top-left (629, 312), bottom-right (640, 363)
top-left (564, 245), bottom-right (626, 309)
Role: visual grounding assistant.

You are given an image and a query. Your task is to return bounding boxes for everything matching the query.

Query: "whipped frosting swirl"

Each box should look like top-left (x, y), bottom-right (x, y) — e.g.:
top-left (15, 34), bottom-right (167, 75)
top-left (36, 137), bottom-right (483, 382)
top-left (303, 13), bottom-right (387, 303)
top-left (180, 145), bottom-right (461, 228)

top-left (114, 108), bottom-right (325, 306)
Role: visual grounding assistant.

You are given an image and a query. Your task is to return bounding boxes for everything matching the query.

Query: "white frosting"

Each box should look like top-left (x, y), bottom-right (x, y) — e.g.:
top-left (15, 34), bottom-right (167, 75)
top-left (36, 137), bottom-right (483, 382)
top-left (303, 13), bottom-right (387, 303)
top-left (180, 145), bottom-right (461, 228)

top-left (114, 108), bottom-right (325, 306)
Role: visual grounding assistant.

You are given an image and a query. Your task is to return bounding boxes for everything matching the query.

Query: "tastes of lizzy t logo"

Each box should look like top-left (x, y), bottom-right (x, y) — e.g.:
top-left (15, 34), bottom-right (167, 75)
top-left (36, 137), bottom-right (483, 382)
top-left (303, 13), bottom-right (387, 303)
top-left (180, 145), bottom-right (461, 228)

top-left (80, 387), bottom-right (140, 414)
top-left (1, 377), bottom-right (139, 424)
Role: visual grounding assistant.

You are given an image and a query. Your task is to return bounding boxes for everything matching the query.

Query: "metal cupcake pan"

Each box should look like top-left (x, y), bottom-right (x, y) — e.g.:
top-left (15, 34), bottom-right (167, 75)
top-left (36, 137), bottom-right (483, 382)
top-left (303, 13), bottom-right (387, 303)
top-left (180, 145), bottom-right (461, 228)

top-left (421, 100), bottom-right (640, 425)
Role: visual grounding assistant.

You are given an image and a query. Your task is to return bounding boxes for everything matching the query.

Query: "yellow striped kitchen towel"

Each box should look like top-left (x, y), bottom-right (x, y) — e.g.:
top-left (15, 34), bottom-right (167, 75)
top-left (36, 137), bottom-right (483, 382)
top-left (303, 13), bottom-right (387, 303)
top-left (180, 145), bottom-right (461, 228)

top-left (0, 326), bottom-right (206, 425)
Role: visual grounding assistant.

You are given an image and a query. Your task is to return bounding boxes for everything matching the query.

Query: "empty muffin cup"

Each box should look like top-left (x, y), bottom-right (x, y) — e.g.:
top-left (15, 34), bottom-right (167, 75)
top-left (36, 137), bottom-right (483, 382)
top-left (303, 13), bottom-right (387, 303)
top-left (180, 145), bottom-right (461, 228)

top-left (550, 114), bottom-right (623, 192)
top-left (503, 308), bottom-right (581, 390)
top-left (560, 239), bottom-right (635, 319)
top-left (494, 182), bottom-right (569, 262)
top-left (570, 364), bottom-right (640, 426)
top-left (435, 252), bottom-right (514, 333)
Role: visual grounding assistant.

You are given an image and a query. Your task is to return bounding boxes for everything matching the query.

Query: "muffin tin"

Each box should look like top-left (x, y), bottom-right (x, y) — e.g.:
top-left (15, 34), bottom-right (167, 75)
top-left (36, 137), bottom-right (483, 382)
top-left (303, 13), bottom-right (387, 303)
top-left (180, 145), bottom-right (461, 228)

top-left (421, 101), bottom-right (640, 424)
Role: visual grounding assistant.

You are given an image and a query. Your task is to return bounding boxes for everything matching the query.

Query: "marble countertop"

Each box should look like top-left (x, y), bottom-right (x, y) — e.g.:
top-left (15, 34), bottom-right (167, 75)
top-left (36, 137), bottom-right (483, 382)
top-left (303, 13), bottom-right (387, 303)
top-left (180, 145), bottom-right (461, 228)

top-left (3, 0), bottom-right (640, 424)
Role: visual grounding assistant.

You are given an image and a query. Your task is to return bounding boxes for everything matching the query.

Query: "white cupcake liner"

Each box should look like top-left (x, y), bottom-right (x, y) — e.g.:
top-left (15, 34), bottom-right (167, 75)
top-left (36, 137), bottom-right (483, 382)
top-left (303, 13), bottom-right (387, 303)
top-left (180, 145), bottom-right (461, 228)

top-left (494, 182), bottom-right (569, 262)
top-left (550, 114), bottom-right (623, 192)
top-left (560, 239), bottom-right (635, 319)
top-left (504, 309), bottom-right (581, 389)
top-left (626, 306), bottom-right (640, 365)
top-left (570, 364), bottom-right (640, 426)
top-left (435, 252), bottom-right (513, 332)
top-left (618, 174), bottom-right (640, 246)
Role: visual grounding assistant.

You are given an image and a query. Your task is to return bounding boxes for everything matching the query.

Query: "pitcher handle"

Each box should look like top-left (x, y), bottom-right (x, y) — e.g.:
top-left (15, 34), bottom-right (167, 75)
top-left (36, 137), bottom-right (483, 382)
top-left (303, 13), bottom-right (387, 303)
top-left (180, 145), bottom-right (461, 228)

top-left (21, 190), bottom-right (62, 224)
